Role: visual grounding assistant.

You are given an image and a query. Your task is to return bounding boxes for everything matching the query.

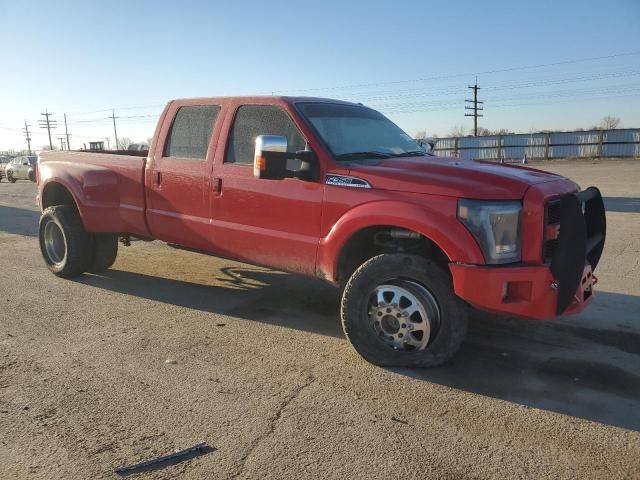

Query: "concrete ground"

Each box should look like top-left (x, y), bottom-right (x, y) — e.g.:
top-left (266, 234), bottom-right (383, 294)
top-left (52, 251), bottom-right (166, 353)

top-left (0, 159), bottom-right (639, 479)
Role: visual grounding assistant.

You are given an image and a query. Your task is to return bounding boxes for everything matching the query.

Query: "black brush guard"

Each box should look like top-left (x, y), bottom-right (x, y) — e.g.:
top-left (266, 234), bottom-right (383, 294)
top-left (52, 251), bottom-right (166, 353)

top-left (549, 187), bottom-right (606, 315)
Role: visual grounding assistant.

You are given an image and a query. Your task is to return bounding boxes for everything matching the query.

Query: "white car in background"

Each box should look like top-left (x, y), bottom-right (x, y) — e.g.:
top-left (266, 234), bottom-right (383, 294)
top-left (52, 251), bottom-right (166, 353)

top-left (127, 143), bottom-right (149, 152)
top-left (4, 155), bottom-right (37, 182)
top-left (0, 157), bottom-right (9, 181)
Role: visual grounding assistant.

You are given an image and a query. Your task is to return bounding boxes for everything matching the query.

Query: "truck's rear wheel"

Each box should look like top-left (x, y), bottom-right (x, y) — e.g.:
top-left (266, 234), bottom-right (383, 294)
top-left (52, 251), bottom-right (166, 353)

top-left (39, 206), bottom-right (91, 278)
top-left (7, 172), bottom-right (16, 183)
top-left (88, 233), bottom-right (118, 273)
top-left (340, 254), bottom-right (468, 367)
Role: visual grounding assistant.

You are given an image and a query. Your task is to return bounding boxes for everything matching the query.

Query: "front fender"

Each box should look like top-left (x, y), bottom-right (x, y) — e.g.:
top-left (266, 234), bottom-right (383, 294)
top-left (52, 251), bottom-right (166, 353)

top-left (316, 198), bottom-right (484, 282)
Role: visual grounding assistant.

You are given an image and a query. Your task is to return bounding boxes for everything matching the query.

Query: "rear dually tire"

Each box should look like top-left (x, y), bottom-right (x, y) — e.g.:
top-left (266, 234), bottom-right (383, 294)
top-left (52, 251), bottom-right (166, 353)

top-left (88, 233), bottom-right (119, 273)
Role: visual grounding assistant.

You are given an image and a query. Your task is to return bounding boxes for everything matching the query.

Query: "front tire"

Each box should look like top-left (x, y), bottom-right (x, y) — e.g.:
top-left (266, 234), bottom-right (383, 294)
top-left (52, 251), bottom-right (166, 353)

top-left (39, 206), bottom-right (91, 278)
top-left (340, 254), bottom-right (468, 367)
top-left (7, 172), bottom-right (16, 183)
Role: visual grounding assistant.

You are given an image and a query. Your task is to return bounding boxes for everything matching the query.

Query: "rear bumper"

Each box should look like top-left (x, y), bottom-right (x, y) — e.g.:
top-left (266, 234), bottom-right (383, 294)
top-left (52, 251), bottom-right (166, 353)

top-left (449, 262), bottom-right (595, 320)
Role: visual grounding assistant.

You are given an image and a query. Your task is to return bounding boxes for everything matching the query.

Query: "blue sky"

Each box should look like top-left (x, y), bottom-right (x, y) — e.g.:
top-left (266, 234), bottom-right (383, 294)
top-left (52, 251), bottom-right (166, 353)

top-left (1, 0), bottom-right (639, 150)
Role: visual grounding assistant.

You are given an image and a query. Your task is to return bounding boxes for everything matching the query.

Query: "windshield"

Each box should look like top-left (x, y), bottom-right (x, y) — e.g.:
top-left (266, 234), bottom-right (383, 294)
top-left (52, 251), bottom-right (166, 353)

top-left (296, 103), bottom-right (422, 160)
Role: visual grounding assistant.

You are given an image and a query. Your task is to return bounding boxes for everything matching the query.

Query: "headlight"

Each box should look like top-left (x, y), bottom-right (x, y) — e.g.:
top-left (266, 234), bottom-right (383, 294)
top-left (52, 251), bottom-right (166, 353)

top-left (457, 200), bottom-right (522, 264)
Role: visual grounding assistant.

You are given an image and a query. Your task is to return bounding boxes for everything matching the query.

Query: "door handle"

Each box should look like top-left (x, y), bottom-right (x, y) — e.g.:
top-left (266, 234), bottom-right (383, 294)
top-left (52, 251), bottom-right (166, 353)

top-left (155, 171), bottom-right (161, 185)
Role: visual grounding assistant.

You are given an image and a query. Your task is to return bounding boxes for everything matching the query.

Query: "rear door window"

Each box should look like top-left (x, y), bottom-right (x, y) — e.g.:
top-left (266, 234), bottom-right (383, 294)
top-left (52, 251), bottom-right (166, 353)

top-left (225, 105), bottom-right (305, 165)
top-left (163, 105), bottom-right (221, 160)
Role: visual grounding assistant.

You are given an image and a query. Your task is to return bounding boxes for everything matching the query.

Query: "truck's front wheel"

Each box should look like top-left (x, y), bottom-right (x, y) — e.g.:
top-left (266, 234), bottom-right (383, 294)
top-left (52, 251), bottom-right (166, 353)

top-left (340, 254), bottom-right (468, 367)
top-left (39, 206), bottom-right (91, 278)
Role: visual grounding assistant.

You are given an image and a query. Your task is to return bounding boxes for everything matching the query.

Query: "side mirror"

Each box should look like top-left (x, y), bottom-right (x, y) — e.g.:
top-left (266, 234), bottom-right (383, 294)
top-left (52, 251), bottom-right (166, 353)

top-left (253, 135), bottom-right (318, 180)
top-left (254, 135), bottom-right (288, 179)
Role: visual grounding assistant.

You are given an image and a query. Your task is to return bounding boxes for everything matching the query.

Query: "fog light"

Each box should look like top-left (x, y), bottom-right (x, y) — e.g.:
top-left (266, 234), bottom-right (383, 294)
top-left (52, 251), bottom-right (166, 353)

top-left (502, 281), bottom-right (532, 303)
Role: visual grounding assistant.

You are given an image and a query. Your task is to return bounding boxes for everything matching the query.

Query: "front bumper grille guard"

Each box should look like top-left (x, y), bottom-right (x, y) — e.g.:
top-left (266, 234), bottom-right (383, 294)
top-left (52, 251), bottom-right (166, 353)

top-left (550, 187), bottom-right (606, 315)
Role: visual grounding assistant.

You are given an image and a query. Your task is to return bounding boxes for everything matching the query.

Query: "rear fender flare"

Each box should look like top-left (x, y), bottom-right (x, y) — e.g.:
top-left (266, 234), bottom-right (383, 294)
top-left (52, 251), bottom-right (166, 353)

top-left (38, 162), bottom-right (119, 231)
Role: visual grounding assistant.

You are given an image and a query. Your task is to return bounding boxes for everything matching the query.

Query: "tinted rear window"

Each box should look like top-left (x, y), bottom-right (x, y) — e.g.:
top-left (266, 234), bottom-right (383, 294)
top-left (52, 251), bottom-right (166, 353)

top-left (164, 105), bottom-right (220, 160)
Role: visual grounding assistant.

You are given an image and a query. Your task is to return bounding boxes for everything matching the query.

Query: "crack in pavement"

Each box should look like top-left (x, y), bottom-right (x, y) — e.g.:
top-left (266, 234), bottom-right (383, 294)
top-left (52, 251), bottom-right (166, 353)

top-left (231, 372), bottom-right (316, 479)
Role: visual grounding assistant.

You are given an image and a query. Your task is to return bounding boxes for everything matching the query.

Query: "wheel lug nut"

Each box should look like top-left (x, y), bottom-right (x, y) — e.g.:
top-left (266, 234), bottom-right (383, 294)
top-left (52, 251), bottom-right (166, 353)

top-left (401, 323), bottom-right (406, 328)
top-left (398, 333), bottom-right (403, 338)
top-left (386, 308), bottom-right (391, 313)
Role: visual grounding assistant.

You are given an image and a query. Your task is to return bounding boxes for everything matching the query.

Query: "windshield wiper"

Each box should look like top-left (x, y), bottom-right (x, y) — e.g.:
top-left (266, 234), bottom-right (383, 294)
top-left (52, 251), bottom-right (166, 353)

top-left (335, 151), bottom-right (392, 160)
top-left (387, 151), bottom-right (425, 158)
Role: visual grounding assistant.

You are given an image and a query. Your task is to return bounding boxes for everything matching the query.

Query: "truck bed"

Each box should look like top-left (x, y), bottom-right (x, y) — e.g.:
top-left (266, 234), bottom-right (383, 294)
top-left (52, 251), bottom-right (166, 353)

top-left (38, 150), bottom-right (149, 237)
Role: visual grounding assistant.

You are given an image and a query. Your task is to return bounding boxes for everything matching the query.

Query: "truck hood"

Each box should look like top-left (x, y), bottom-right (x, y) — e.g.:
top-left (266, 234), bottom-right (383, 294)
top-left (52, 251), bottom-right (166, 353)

top-left (346, 156), bottom-right (564, 199)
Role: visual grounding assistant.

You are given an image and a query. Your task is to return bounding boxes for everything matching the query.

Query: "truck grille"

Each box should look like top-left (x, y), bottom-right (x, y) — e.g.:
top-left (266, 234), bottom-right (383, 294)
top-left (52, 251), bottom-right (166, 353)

top-left (545, 188), bottom-right (606, 314)
top-left (546, 200), bottom-right (562, 225)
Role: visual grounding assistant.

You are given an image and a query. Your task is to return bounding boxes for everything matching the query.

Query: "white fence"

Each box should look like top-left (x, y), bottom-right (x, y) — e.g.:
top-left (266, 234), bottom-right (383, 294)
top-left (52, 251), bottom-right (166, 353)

top-left (430, 128), bottom-right (640, 160)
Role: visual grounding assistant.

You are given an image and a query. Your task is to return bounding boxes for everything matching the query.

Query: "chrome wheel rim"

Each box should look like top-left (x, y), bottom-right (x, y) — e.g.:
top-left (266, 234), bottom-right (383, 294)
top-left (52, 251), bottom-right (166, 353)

top-left (368, 280), bottom-right (440, 351)
top-left (43, 220), bottom-right (66, 266)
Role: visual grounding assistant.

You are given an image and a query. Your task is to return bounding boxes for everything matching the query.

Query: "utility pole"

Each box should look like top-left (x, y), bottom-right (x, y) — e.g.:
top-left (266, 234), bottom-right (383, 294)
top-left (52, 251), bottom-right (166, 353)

top-left (58, 136), bottom-right (67, 151)
top-left (23, 120), bottom-right (32, 154)
top-left (39, 109), bottom-right (57, 149)
top-left (464, 78), bottom-right (484, 136)
top-left (64, 113), bottom-right (71, 150)
top-left (110, 109), bottom-right (119, 150)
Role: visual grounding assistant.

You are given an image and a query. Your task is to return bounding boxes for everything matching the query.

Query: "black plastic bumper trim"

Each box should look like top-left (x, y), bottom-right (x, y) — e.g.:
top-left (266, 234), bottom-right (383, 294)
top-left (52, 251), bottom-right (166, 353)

top-left (549, 187), bottom-right (606, 315)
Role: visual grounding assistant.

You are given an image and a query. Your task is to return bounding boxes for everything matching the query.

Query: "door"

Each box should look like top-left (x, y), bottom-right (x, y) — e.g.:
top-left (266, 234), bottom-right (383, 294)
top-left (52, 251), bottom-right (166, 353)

top-left (146, 103), bottom-right (222, 250)
top-left (210, 104), bottom-right (324, 275)
top-left (18, 157), bottom-right (29, 178)
top-left (14, 158), bottom-right (27, 179)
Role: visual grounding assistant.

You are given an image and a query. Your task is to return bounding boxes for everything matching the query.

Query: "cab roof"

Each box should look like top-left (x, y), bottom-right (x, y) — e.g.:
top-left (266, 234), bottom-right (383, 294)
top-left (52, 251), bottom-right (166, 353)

top-left (170, 96), bottom-right (361, 106)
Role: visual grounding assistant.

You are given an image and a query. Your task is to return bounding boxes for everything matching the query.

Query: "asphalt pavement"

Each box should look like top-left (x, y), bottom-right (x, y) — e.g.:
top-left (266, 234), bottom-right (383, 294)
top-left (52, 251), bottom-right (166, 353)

top-left (1, 160), bottom-right (639, 479)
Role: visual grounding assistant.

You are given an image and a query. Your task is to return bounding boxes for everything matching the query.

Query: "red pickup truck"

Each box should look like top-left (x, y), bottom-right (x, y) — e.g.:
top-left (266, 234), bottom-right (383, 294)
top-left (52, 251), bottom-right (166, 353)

top-left (36, 96), bottom-right (606, 367)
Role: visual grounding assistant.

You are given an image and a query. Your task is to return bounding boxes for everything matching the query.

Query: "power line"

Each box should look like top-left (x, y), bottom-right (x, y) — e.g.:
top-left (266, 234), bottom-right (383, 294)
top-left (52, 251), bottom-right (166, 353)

top-left (67, 103), bottom-right (164, 117)
top-left (382, 91), bottom-right (640, 114)
top-left (270, 50), bottom-right (640, 94)
top-left (347, 69), bottom-right (640, 103)
top-left (0, 125), bottom-right (22, 131)
top-left (68, 113), bottom-right (159, 125)
top-left (50, 51), bottom-right (640, 119)
top-left (368, 84), bottom-right (640, 111)
top-left (464, 78), bottom-right (484, 136)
